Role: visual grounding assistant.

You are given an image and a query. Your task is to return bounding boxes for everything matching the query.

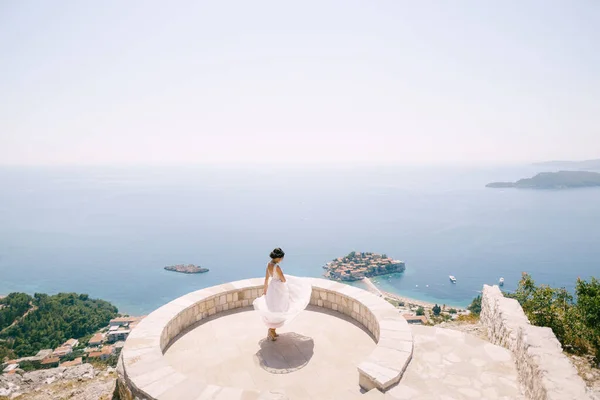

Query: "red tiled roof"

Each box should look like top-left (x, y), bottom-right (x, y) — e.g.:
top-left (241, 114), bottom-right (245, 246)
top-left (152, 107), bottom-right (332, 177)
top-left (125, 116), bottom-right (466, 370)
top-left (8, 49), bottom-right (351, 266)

top-left (41, 357), bottom-right (60, 364)
top-left (89, 333), bottom-right (104, 343)
top-left (88, 346), bottom-right (113, 358)
top-left (60, 357), bottom-right (83, 367)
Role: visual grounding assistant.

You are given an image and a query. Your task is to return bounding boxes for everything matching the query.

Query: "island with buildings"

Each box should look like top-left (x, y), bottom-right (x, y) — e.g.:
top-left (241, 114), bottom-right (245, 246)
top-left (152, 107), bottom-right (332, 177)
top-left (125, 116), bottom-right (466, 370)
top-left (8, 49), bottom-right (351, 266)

top-left (164, 264), bottom-right (209, 274)
top-left (486, 170), bottom-right (600, 189)
top-left (323, 251), bottom-right (405, 281)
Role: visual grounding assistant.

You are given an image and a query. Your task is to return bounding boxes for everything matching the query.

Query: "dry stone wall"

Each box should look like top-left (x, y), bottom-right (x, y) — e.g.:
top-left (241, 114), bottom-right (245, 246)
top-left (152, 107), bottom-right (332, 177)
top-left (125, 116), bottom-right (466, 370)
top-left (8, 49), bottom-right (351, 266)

top-left (480, 284), bottom-right (591, 400)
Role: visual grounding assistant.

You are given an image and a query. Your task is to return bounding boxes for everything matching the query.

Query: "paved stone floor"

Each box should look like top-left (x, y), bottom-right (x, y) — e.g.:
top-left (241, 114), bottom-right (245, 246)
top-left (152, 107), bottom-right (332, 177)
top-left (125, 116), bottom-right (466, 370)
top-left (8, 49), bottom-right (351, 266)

top-left (387, 325), bottom-right (525, 400)
top-left (164, 306), bottom-right (375, 399)
top-left (164, 308), bottom-right (524, 400)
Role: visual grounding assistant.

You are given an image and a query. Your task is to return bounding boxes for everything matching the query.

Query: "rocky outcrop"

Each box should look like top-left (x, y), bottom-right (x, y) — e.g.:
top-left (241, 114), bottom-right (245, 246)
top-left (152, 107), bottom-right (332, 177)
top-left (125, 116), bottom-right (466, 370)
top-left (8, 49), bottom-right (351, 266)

top-left (0, 364), bottom-right (100, 398)
top-left (164, 264), bottom-right (209, 274)
top-left (480, 284), bottom-right (592, 400)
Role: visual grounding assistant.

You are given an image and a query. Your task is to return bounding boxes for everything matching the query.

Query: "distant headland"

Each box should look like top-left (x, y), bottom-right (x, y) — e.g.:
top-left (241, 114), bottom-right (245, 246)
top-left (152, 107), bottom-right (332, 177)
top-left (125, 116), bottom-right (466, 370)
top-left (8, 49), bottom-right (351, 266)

top-left (486, 171), bottom-right (600, 190)
top-left (323, 251), bottom-right (405, 281)
top-left (164, 264), bottom-right (209, 274)
top-left (532, 158), bottom-right (600, 170)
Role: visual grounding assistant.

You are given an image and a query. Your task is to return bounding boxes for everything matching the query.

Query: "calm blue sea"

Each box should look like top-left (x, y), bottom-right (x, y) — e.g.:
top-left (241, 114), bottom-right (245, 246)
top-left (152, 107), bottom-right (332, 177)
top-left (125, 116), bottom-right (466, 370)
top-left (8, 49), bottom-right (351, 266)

top-left (0, 165), bottom-right (599, 315)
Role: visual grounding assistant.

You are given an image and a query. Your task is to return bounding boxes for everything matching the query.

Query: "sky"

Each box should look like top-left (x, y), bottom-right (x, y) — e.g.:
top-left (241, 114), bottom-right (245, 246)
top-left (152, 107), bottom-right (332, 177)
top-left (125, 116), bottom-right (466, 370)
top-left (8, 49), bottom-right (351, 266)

top-left (1, 1), bottom-right (599, 166)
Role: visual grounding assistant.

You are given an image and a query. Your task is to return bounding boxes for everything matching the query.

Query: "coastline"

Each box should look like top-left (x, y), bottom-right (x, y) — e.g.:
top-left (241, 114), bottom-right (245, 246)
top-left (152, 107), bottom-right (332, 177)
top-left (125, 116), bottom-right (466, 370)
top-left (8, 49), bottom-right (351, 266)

top-left (363, 277), bottom-right (466, 311)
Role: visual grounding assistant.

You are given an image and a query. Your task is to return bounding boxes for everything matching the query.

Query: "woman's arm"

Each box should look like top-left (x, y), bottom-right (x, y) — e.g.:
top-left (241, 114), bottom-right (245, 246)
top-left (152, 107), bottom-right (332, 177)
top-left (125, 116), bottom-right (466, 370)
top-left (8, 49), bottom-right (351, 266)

top-left (263, 265), bottom-right (270, 295)
top-left (276, 265), bottom-right (287, 283)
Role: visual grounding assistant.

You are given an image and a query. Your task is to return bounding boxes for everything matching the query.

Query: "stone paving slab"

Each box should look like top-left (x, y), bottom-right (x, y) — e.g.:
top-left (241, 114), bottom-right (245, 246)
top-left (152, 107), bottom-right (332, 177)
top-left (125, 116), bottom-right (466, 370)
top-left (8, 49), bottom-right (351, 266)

top-left (386, 325), bottom-right (525, 400)
top-left (164, 307), bottom-right (375, 400)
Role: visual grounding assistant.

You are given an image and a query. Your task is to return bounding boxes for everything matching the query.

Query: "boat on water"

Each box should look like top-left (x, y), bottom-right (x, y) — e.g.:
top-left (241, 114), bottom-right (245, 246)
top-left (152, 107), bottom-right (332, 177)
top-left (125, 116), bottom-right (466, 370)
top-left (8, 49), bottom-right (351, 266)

top-left (499, 277), bottom-right (505, 286)
top-left (449, 275), bottom-right (457, 283)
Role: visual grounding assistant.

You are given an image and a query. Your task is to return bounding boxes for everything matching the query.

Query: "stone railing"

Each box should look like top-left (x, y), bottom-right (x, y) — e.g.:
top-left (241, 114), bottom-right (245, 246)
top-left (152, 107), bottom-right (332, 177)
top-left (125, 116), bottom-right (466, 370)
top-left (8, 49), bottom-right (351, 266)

top-left (480, 284), bottom-right (591, 400)
top-left (117, 277), bottom-right (413, 400)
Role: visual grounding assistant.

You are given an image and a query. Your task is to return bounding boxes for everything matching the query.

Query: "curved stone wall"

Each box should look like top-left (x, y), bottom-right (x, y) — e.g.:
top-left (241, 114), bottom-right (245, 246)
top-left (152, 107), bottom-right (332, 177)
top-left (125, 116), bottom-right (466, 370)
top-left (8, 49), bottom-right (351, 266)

top-left (480, 284), bottom-right (591, 400)
top-left (117, 277), bottom-right (413, 400)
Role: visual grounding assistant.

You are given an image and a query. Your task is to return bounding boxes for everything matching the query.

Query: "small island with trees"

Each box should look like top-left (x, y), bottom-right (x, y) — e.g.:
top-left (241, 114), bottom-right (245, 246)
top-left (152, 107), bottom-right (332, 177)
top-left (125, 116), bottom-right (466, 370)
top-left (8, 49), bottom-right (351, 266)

top-left (486, 171), bottom-right (600, 189)
top-left (323, 251), bottom-right (405, 281)
top-left (164, 264), bottom-right (209, 274)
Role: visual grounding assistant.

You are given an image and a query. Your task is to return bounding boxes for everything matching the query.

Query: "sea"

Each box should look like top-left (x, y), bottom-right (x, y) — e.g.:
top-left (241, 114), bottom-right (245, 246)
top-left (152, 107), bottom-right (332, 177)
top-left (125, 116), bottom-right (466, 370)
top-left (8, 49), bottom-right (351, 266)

top-left (1, 165), bottom-right (599, 315)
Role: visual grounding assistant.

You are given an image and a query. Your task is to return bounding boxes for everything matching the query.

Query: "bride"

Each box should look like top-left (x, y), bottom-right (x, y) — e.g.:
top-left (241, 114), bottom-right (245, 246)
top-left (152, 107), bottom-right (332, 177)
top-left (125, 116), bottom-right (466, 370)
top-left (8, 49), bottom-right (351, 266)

top-left (253, 248), bottom-right (312, 341)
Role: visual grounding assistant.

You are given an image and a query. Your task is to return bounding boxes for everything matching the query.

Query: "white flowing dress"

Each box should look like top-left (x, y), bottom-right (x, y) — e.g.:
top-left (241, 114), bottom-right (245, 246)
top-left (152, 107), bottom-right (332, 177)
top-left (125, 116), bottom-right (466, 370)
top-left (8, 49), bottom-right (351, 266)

top-left (253, 264), bottom-right (312, 329)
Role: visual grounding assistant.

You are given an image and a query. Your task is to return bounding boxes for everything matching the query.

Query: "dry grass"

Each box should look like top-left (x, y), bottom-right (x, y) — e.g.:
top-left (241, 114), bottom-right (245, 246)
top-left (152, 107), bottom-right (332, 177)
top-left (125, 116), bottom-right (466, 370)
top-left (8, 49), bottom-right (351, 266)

top-left (456, 313), bottom-right (479, 323)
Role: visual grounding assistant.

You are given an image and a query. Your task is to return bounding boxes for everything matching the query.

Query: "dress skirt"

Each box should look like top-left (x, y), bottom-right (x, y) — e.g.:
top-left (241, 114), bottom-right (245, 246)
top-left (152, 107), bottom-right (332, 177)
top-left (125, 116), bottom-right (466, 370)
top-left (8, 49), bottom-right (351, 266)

top-left (253, 275), bottom-right (312, 329)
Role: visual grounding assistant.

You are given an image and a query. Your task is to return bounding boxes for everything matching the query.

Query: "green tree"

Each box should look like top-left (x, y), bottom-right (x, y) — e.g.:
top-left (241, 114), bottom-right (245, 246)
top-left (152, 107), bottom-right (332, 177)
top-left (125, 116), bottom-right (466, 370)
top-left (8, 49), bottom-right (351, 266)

top-left (416, 307), bottom-right (425, 316)
top-left (575, 277), bottom-right (600, 362)
top-left (0, 293), bottom-right (33, 331)
top-left (432, 304), bottom-right (441, 316)
top-left (503, 273), bottom-right (600, 363)
top-left (0, 292), bottom-right (118, 357)
top-left (468, 295), bottom-right (482, 315)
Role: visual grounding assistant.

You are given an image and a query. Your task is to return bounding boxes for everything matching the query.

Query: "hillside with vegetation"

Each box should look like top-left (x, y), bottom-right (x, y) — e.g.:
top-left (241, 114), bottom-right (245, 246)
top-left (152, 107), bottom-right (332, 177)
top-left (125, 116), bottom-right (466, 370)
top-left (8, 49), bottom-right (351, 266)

top-left (469, 273), bottom-right (600, 365)
top-left (486, 170), bottom-right (600, 189)
top-left (0, 293), bottom-right (118, 358)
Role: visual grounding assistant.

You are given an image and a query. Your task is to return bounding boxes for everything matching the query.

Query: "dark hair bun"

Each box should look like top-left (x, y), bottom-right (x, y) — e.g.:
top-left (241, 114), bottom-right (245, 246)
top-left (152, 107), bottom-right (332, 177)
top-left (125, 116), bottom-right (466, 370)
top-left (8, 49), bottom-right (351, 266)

top-left (269, 248), bottom-right (285, 259)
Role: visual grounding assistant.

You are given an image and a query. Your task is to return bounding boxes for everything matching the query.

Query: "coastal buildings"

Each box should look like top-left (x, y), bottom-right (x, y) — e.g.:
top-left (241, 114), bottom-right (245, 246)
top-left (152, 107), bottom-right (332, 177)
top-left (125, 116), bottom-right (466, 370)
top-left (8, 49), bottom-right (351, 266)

top-left (107, 316), bottom-right (143, 342)
top-left (323, 251), bottom-right (406, 281)
top-left (1, 316), bottom-right (141, 375)
top-left (88, 333), bottom-right (105, 347)
top-left (52, 346), bottom-right (73, 358)
top-left (60, 357), bottom-right (83, 367)
top-left (63, 339), bottom-right (79, 348)
top-left (109, 316), bottom-right (139, 327)
top-left (108, 326), bottom-right (131, 343)
top-left (87, 346), bottom-right (114, 361)
top-left (40, 356), bottom-right (60, 368)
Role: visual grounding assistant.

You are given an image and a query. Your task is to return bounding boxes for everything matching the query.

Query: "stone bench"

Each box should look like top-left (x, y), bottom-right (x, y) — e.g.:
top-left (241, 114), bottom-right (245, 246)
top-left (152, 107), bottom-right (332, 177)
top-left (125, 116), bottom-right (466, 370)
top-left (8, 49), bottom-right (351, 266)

top-left (117, 277), bottom-right (413, 399)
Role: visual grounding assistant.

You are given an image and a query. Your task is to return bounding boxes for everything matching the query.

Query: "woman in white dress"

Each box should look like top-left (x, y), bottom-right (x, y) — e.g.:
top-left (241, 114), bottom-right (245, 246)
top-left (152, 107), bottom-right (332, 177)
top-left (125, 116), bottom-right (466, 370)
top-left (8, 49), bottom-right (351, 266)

top-left (253, 248), bottom-right (312, 341)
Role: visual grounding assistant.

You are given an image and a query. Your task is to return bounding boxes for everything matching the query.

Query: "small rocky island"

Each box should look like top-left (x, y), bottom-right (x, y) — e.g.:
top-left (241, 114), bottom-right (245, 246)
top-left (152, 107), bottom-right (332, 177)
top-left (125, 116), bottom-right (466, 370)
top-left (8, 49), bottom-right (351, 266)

top-left (486, 171), bottom-right (600, 189)
top-left (323, 251), bottom-right (405, 281)
top-left (164, 264), bottom-right (209, 274)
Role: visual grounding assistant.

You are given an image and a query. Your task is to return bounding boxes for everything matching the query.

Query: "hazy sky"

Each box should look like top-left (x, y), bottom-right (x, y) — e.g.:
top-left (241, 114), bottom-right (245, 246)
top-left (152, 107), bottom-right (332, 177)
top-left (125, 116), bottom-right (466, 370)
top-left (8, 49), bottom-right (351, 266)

top-left (1, 1), bottom-right (599, 166)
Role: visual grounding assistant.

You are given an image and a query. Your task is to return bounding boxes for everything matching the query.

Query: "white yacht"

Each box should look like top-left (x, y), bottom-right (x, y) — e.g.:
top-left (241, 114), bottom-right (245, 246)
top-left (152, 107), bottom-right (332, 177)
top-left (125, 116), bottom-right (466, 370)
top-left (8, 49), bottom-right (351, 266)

top-left (449, 275), bottom-right (457, 283)
top-left (499, 277), bottom-right (505, 286)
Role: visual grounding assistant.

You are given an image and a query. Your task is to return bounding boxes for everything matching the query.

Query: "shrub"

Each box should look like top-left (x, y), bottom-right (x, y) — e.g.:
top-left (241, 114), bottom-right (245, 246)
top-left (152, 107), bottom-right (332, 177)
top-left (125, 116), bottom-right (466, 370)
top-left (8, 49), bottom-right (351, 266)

top-left (468, 295), bottom-right (482, 315)
top-left (476, 273), bottom-right (600, 364)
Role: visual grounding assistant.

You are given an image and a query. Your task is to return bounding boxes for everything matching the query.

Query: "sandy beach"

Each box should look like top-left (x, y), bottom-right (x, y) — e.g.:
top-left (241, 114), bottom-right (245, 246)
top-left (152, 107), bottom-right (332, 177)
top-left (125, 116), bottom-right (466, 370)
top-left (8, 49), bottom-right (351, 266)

top-left (362, 277), bottom-right (466, 311)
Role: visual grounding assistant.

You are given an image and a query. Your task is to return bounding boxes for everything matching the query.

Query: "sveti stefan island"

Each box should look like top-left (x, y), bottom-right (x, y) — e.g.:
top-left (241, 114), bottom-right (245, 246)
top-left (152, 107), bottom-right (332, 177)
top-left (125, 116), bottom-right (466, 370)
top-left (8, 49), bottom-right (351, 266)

top-left (323, 252), bottom-right (405, 281)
